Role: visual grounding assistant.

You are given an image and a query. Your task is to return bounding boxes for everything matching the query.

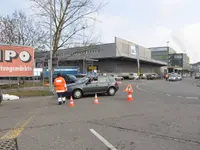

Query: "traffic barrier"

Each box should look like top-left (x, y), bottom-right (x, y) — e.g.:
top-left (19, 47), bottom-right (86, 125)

top-left (68, 96), bottom-right (75, 107)
top-left (93, 93), bottom-right (99, 104)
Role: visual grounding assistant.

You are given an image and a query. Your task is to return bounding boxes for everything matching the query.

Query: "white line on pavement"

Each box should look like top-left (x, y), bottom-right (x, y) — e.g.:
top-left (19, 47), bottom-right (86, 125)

top-left (90, 129), bottom-right (117, 150)
top-left (166, 94), bottom-right (171, 96)
top-left (185, 97), bottom-right (199, 99)
top-left (136, 84), bottom-right (147, 91)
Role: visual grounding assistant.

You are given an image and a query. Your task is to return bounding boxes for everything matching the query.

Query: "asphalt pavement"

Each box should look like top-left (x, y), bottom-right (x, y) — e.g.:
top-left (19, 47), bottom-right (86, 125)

top-left (1, 79), bottom-right (200, 150)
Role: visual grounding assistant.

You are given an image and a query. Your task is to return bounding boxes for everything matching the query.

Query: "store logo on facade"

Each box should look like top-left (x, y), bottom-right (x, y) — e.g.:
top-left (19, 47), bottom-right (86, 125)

top-left (130, 45), bottom-right (136, 55)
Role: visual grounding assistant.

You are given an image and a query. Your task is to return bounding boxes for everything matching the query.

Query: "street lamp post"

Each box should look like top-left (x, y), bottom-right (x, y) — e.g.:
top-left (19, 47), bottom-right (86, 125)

top-left (82, 26), bottom-right (86, 74)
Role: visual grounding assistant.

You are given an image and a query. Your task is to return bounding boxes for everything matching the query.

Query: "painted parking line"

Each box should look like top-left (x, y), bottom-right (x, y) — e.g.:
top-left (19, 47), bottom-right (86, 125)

top-left (90, 129), bottom-right (117, 150)
top-left (1, 110), bottom-right (39, 140)
top-left (185, 97), bottom-right (199, 99)
top-left (136, 84), bottom-right (147, 92)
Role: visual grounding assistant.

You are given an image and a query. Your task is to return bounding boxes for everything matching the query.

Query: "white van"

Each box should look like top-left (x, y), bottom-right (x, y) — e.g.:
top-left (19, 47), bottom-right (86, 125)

top-left (119, 73), bottom-right (134, 79)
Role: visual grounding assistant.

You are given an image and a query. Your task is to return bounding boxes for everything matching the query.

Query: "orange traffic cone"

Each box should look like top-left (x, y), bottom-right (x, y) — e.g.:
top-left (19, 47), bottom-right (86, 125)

top-left (93, 93), bottom-right (99, 104)
top-left (127, 92), bottom-right (133, 101)
top-left (68, 96), bottom-right (75, 107)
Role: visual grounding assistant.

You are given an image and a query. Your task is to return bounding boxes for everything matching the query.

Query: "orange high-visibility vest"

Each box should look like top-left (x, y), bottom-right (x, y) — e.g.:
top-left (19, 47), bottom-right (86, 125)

top-left (54, 77), bottom-right (67, 93)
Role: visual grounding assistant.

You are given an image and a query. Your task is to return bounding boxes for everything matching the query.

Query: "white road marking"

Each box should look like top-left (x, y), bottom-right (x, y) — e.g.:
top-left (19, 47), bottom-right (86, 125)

top-left (136, 84), bottom-right (147, 91)
top-left (185, 97), bottom-right (199, 99)
top-left (194, 83), bottom-right (197, 87)
top-left (166, 94), bottom-right (171, 96)
top-left (90, 129), bottom-right (117, 150)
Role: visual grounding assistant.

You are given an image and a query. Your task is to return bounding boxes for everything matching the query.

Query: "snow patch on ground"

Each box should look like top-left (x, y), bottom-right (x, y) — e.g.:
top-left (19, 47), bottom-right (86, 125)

top-left (3, 94), bottom-right (20, 101)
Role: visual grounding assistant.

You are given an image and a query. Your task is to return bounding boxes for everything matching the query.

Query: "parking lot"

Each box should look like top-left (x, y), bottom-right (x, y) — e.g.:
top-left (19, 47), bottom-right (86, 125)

top-left (1, 78), bottom-right (200, 150)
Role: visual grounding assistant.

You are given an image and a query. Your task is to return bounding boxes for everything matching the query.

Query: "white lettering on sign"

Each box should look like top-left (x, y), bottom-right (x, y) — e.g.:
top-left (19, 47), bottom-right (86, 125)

top-left (0, 66), bottom-right (33, 72)
top-left (5, 50), bottom-right (18, 62)
top-left (0, 49), bottom-right (32, 63)
top-left (19, 51), bottom-right (31, 62)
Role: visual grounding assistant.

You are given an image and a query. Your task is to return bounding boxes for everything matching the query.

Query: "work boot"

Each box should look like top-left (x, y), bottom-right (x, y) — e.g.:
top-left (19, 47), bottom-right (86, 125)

top-left (62, 97), bottom-right (66, 104)
top-left (58, 98), bottom-right (62, 105)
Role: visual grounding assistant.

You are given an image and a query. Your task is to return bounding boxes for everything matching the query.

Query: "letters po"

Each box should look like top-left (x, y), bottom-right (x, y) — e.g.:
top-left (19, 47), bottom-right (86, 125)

top-left (0, 50), bottom-right (32, 63)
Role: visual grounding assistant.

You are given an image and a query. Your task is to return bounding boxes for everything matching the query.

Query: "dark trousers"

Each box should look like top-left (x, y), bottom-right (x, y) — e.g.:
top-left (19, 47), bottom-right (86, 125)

top-left (57, 92), bottom-right (64, 98)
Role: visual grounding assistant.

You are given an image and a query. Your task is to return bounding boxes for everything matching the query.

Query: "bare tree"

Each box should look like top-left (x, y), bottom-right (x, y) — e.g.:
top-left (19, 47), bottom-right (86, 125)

top-left (0, 10), bottom-right (48, 49)
top-left (30, 0), bottom-right (105, 56)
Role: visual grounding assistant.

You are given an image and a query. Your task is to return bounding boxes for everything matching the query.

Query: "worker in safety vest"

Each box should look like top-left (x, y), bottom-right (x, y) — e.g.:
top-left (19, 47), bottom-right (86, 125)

top-left (165, 73), bottom-right (169, 81)
top-left (54, 73), bottom-right (67, 105)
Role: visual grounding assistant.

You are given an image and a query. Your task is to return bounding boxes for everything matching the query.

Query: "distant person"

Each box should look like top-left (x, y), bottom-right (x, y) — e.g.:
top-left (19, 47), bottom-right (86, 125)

top-left (165, 73), bottom-right (169, 81)
top-left (54, 73), bottom-right (67, 105)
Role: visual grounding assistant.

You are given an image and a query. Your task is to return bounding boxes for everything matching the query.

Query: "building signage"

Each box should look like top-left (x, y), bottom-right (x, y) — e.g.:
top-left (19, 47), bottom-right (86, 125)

top-left (130, 45), bottom-right (136, 55)
top-left (0, 45), bottom-right (34, 77)
top-left (174, 55), bottom-right (182, 59)
top-left (151, 47), bottom-right (168, 52)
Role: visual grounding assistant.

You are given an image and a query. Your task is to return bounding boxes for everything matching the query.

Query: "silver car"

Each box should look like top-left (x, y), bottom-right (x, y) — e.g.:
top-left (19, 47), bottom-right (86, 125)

top-left (177, 75), bottom-right (182, 80)
top-left (168, 74), bottom-right (178, 81)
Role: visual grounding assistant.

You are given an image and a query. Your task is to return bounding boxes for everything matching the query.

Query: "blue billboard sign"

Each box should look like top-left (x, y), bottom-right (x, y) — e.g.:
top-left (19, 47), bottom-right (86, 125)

top-left (44, 66), bottom-right (79, 77)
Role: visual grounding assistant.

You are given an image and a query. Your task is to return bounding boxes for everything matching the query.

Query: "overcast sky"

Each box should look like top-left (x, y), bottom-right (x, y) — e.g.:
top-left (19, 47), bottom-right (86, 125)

top-left (1, 0), bottom-right (200, 63)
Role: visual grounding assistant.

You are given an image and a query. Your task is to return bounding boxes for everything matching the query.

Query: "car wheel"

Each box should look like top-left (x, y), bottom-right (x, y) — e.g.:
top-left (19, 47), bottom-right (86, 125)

top-left (108, 87), bottom-right (116, 96)
top-left (73, 89), bottom-right (82, 99)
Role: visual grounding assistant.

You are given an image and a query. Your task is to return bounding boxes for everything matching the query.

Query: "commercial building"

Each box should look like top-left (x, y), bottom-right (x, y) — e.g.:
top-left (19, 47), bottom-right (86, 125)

top-left (148, 46), bottom-right (190, 73)
top-left (35, 37), bottom-right (167, 75)
top-left (190, 62), bottom-right (200, 73)
top-left (149, 46), bottom-right (176, 63)
top-left (168, 53), bottom-right (190, 73)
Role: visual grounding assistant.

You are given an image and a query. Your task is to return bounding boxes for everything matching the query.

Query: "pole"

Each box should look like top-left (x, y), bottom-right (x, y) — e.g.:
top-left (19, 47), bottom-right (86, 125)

top-left (49, 0), bottom-right (53, 91)
top-left (82, 26), bottom-right (85, 74)
top-left (136, 45), bottom-right (140, 76)
top-left (166, 41), bottom-right (169, 73)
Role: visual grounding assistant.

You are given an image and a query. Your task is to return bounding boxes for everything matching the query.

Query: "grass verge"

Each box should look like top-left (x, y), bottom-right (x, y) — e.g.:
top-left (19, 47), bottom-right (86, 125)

top-left (0, 82), bottom-right (44, 89)
top-left (7, 90), bottom-right (53, 97)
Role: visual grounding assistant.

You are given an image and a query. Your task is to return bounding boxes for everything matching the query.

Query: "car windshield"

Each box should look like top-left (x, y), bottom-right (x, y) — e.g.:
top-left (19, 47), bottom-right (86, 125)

top-left (108, 76), bottom-right (116, 82)
top-left (75, 77), bottom-right (88, 83)
top-left (170, 75), bottom-right (176, 77)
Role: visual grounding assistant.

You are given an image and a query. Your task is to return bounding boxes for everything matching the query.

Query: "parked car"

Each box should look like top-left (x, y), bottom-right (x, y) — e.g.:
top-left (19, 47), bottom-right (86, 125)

top-left (154, 74), bottom-right (162, 79)
top-left (177, 75), bottom-right (182, 80)
top-left (53, 74), bottom-right (78, 84)
top-left (133, 73), bottom-right (139, 80)
top-left (139, 74), bottom-right (147, 79)
top-left (111, 74), bottom-right (124, 81)
top-left (63, 76), bottom-right (119, 99)
top-left (168, 74), bottom-right (178, 81)
top-left (147, 74), bottom-right (155, 80)
top-left (120, 73), bottom-right (134, 79)
top-left (75, 74), bottom-right (87, 78)
top-left (195, 73), bottom-right (200, 79)
top-left (147, 74), bottom-right (158, 80)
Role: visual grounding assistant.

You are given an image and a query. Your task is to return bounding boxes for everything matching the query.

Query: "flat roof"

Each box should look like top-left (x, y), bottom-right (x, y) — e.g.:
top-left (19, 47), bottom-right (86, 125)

top-left (62, 56), bottom-right (167, 66)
